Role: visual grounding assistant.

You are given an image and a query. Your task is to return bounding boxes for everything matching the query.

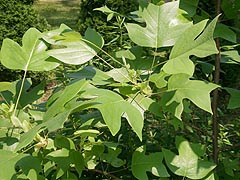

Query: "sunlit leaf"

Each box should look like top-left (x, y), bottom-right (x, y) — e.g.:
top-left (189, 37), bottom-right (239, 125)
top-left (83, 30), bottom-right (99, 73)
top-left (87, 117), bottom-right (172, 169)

top-left (126, 1), bottom-right (192, 48)
top-left (163, 16), bottom-right (219, 76)
top-left (45, 26), bottom-right (104, 65)
top-left (161, 74), bottom-right (218, 119)
top-left (163, 136), bottom-right (216, 179)
top-left (0, 28), bottom-right (59, 71)
top-left (132, 146), bottom-right (169, 180)
top-left (80, 88), bottom-right (144, 140)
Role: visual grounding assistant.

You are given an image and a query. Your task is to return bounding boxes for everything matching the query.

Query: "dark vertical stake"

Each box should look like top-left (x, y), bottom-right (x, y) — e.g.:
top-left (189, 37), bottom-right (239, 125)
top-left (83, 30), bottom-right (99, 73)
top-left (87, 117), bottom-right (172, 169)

top-left (213, 0), bottom-right (221, 165)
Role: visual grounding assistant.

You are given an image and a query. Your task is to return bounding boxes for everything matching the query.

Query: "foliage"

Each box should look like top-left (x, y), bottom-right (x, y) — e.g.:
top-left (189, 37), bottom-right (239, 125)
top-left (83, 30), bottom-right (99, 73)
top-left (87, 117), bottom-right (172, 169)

top-left (0, 0), bottom-right (240, 179)
top-left (0, 0), bottom-right (50, 83)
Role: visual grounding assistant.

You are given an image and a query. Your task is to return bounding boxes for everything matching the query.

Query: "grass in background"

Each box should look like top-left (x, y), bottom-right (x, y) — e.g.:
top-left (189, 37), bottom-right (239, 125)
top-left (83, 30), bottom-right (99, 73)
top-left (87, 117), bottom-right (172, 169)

top-left (33, 0), bottom-right (80, 30)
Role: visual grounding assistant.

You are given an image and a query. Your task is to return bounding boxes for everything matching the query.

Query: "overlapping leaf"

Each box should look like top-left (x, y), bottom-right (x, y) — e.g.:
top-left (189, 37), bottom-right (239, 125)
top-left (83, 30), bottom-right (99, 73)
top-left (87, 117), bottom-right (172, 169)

top-left (44, 24), bottom-right (104, 65)
top-left (161, 74), bottom-right (218, 119)
top-left (132, 146), bottom-right (169, 180)
top-left (0, 28), bottom-right (59, 71)
top-left (126, 1), bottom-right (192, 48)
top-left (163, 136), bottom-right (216, 179)
top-left (163, 16), bottom-right (219, 76)
top-left (80, 88), bottom-right (144, 140)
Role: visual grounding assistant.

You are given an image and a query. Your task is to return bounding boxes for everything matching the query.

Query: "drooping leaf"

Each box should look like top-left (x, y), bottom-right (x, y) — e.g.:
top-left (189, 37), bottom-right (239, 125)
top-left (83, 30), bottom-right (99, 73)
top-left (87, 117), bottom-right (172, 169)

top-left (221, 50), bottom-right (240, 64)
top-left (0, 150), bottom-right (28, 180)
top-left (163, 136), bottom-right (216, 179)
top-left (0, 28), bottom-right (59, 71)
top-left (15, 125), bottom-right (46, 152)
top-left (161, 74), bottom-right (218, 119)
top-left (126, 1), bottom-right (192, 48)
top-left (224, 88), bottom-right (240, 109)
top-left (80, 88), bottom-right (144, 140)
top-left (132, 146), bottom-right (169, 180)
top-left (214, 23), bottom-right (237, 43)
top-left (163, 16), bottom-right (219, 76)
top-left (44, 79), bottom-right (90, 120)
top-left (45, 26), bottom-right (104, 65)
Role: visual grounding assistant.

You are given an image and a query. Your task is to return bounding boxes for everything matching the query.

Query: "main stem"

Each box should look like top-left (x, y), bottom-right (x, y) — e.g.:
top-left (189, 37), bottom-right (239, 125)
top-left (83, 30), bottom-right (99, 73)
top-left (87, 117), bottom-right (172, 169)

top-left (212, 0), bottom-right (221, 165)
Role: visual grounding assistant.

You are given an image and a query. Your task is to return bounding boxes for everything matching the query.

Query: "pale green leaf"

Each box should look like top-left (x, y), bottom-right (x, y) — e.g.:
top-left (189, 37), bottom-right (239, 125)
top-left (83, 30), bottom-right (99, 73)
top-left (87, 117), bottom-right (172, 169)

top-left (163, 16), bottom-right (219, 76)
top-left (0, 150), bottom-right (28, 180)
top-left (149, 70), bottom-right (169, 88)
top-left (225, 88), bottom-right (240, 109)
top-left (126, 1), bottom-right (192, 48)
top-left (106, 67), bottom-right (131, 83)
top-left (162, 74), bottom-right (218, 119)
top-left (0, 82), bottom-right (12, 92)
top-left (47, 27), bottom-right (104, 65)
top-left (132, 146), bottom-right (169, 180)
top-left (163, 136), bottom-right (216, 179)
top-left (0, 28), bottom-right (59, 71)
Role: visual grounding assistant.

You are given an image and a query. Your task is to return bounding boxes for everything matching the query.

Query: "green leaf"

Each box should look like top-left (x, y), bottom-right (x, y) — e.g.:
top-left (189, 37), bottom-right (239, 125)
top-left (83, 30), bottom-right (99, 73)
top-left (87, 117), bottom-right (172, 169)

top-left (163, 136), bottom-right (216, 179)
top-left (16, 155), bottom-right (42, 180)
top-left (44, 79), bottom-right (90, 120)
top-left (102, 148), bottom-right (125, 168)
top-left (132, 146), bottom-right (169, 180)
top-left (214, 23), bottom-right (237, 43)
top-left (221, 50), bottom-right (240, 64)
top-left (67, 66), bottom-right (112, 85)
top-left (46, 148), bottom-right (84, 178)
top-left (81, 88), bottom-right (144, 140)
top-left (126, 1), bottom-right (192, 48)
top-left (225, 88), bottom-right (240, 109)
top-left (149, 70), bottom-right (169, 88)
top-left (15, 125), bottom-right (46, 152)
top-left (162, 74), bottom-right (218, 119)
top-left (106, 67), bottom-right (131, 83)
top-left (46, 26), bottom-right (104, 65)
top-left (0, 150), bottom-right (28, 180)
top-left (180, 0), bottom-right (199, 17)
top-left (163, 16), bottom-right (219, 76)
top-left (0, 82), bottom-right (13, 92)
top-left (0, 28), bottom-right (59, 71)
top-left (54, 134), bottom-right (76, 150)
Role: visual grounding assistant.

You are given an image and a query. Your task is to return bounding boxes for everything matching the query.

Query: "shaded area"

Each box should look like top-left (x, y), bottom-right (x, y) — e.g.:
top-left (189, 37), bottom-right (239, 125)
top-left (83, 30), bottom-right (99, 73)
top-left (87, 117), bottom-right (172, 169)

top-left (33, 0), bottom-right (80, 29)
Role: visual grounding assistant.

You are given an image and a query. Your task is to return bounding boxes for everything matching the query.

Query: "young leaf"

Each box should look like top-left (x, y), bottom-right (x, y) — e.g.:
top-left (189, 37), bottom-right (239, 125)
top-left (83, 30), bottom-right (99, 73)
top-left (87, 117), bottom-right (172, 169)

top-left (162, 74), bottom-right (218, 119)
top-left (0, 28), bottom-right (59, 71)
top-left (163, 136), bottom-right (216, 179)
top-left (126, 1), bottom-right (192, 48)
top-left (163, 16), bottom-right (219, 76)
top-left (224, 88), bottom-right (240, 109)
top-left (221, 50), bottom-right (240, 64)
top-left (46, 26), bottom-right (104, 65)
top-left (131, 146), bottom-right (169, 180)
